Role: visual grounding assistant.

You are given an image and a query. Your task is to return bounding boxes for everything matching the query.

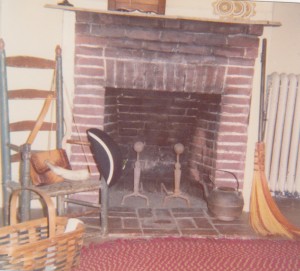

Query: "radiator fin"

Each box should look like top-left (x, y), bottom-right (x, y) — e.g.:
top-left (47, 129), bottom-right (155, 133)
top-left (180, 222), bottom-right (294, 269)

top-left (265, 73), bottom-right (300, 196)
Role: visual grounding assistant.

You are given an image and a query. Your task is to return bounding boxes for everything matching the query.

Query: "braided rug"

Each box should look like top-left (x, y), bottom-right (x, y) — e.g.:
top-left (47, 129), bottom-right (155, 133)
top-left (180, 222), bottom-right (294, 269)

top-left (73, 237), bottom-right (300, 271)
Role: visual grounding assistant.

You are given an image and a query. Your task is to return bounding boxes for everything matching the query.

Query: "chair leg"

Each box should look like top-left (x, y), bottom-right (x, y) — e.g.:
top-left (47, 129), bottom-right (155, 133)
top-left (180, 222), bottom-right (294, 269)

top-left (20, 144), bottom-right (31, 222)
top-left (100, 177), bottom-right (108, 236)
top-left (57, 195), bottom-right (65, 216)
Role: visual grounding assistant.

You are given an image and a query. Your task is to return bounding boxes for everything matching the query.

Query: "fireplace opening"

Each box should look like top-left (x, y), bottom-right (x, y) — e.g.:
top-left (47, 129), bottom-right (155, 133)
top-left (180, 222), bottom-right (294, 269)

top-left (102, 87), bottom-right (221, 192)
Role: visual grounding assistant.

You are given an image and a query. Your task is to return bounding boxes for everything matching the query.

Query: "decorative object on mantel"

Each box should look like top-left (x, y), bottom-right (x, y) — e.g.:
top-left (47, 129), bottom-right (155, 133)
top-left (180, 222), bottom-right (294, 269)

top-left (58, 0), bottom-right (73, 7)
top-left (212, 0), bottom-right (256, 20)
top-left (108, 0), bottom-right (166, 15)
top-left (44, 4), bottom-right (281, 27)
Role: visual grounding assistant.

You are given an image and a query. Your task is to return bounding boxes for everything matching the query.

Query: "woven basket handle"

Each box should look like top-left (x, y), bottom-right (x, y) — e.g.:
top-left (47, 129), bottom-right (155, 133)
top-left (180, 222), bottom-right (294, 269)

top-left (10, 187), bottom-right (56, 238)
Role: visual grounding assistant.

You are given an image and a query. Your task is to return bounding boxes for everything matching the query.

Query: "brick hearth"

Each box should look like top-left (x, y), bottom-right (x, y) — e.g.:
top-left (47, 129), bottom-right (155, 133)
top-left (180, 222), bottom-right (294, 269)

top-left (69, 11), bottom-right (264, 190)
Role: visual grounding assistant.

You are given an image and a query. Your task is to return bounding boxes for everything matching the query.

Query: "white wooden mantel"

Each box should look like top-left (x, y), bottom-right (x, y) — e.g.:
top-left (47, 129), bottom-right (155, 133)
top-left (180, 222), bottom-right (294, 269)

top-left (45, 4), bottom-right (281, 26)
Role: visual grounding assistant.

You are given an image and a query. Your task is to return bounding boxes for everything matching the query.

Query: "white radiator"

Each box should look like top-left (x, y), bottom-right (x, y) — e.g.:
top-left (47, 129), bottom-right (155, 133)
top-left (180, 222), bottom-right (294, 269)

top-left (265, 73), bottom-right (300, 196)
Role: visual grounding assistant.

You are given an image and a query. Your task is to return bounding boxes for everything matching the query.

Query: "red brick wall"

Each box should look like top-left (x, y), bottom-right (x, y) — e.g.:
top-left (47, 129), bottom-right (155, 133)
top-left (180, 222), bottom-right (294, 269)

top-left (71, 11), bottom-right (263, 186)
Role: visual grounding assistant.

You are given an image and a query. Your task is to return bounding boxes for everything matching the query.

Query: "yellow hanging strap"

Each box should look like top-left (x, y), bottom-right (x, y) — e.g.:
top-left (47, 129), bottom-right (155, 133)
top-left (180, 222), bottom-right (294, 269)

top-left (26, 94), bottom-right (54, 145)
top-left (26, 67), bottom-right (56, 145)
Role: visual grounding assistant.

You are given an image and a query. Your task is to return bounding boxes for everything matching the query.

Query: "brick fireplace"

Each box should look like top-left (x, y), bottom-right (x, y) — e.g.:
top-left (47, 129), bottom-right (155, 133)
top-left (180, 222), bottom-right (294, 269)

top-left (69, 10), bottom-right (264, 191)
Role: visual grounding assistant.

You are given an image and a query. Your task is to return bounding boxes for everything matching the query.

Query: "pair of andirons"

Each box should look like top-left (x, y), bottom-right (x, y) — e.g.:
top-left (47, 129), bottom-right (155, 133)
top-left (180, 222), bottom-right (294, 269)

top-left (121, 142), bottom-right (190, 207)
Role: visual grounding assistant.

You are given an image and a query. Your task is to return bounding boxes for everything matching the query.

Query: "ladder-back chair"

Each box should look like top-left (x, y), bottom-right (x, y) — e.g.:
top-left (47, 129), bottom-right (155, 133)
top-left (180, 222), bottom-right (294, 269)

top-left (0, 39), bottom-right (108, 235)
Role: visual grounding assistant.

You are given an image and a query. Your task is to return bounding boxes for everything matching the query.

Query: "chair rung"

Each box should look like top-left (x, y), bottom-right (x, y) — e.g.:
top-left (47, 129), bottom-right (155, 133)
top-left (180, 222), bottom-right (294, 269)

top-left (8, 89), bottom-right (55, 99)
top-left (7, 143), bottom-right (21, 152)
top-left (6, 56), bottom-right (55, 69)
top-left (10, 121), bottom-right (56, 132)
top-left (64, 198), bottom-right (101, 208)
top-left (36, 179), bottom-right (100, 197)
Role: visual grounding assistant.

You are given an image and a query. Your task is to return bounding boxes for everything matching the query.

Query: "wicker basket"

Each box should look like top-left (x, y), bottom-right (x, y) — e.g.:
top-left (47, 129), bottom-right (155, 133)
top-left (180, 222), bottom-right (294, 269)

top-left (0, 187), bottom-right (85, 271)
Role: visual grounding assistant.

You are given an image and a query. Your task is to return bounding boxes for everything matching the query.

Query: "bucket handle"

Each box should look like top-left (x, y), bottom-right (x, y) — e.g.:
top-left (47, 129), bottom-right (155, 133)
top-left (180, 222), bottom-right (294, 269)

top-left (209, 169), bottom-right (240, 191)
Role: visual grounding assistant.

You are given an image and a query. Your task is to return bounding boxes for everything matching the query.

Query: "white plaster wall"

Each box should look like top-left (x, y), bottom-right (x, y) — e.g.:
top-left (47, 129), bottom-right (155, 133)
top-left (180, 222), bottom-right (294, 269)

top-left (1, 0), bottom-right (63, 55)
top-left (243, 2), bottom-right (300, 211)
top-left (267, 3), bottom-right (300, 74)
top-left (0, 0), bottom-right (2, 208)
top-left (1, 0), bottom-right (300, 211)
top-left (0, 0), bottom-right (64, 208)
top-left (0, 0), bottom-right (3, 36)
top-left (1, 0), bottom-right (64, 153)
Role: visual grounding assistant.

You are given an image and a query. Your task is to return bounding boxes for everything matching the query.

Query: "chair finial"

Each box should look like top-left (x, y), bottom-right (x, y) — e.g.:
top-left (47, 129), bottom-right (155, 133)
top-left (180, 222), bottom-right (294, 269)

top-left (0, 39), bottom-right (5, 51)
top-left (56, 45), bottom-right (62, 56)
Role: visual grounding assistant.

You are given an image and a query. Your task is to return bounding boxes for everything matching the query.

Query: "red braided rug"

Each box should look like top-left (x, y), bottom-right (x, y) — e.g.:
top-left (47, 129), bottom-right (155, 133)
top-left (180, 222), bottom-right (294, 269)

top-left (73, 237), bottom-right (300, 271)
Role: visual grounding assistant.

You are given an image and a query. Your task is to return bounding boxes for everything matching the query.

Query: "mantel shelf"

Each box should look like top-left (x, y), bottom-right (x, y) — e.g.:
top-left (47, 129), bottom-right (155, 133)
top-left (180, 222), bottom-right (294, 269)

top-left (45, 4), bottom-right (281, 27)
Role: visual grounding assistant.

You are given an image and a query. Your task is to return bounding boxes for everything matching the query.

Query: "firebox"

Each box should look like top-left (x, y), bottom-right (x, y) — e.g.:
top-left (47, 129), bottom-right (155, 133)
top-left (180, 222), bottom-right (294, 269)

top-left (101, 87), bottom-right (221, 191)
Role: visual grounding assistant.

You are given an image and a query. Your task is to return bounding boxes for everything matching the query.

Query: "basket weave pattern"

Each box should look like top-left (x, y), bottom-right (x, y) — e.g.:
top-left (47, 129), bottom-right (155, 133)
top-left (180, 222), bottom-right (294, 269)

top-left (0, 188), bottom-right (84, 271)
